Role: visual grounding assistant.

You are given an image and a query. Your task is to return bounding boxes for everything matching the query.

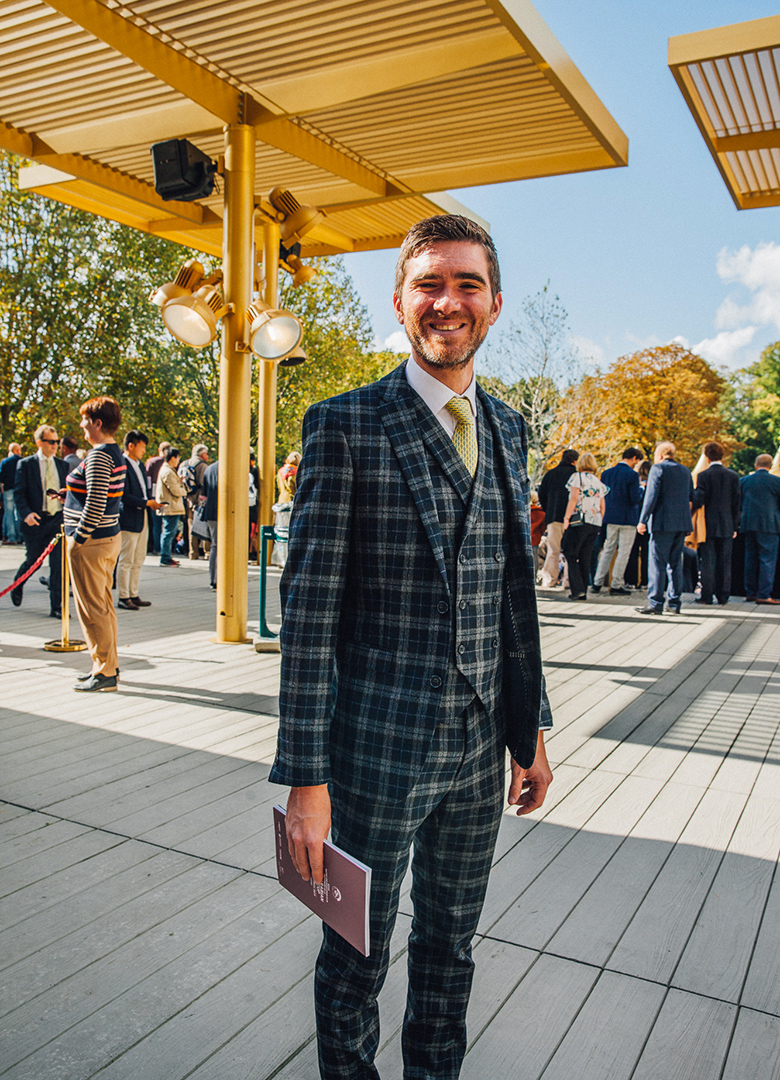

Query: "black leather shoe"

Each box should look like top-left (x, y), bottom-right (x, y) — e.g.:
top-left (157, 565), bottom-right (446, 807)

top-left (50, 609), bottom-right (62, 618)
top-left (131, 597), bottom-right (151, 607)
top-left (667, 607), bottom-right (681, 615)
top-left (590, 585), bottom-right (601, 594)
top-left (609, 587), bottom-right (632, 596)
top-left (636, 605), bottom-right (663, 614)
top-left (11, 586), bottom-right (22, 607)
top-left (39, 575), bottom-right (49, 587)
top-left (117, 598), bottom-right (138, 610)
top-left (694, 598), bottom-right (712, 605)
top-left (74, 672), bottom-right (118, 692)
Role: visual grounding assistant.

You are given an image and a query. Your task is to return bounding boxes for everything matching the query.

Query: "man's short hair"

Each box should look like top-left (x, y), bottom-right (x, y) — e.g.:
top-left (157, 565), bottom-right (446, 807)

top-left (192, 443), bottom-right (208, 458)
top-left (656, 441), bottom-right (676, 460)
top-left (124, 430), bottom-right (148, 450)
top-left (560, 449), bottom-right (579, 466)
top-left (755, 454), bottom-right (773, 469)
top-left (622, 447), bottom-right (642, 460)
top-left (703, 441), bottom-right (724, 461)
top-left (34, 424), bottom-right (56, 442)
top-left (60, 435), bottom-right (78, 452)
top-left (80, 396), bottom-right (122, 436)
top-left (164, 446), bottom-right (180, 462)
top-left (9, 443), bottom-right (21, 454)
top-left (394, 214), bottom-right (501, 298)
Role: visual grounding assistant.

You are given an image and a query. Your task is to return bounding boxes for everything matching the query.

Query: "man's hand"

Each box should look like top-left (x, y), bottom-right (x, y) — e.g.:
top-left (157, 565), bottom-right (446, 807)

top-left (508, 732), bottom-right (553, 816)
top-left (637, 522), bottom-right (647, 535)
top-left (24, 512), bottom-right (40, 526)
top-left (286, 784), bottom-right (331, 884)
top-left (147, 499), bottom-right (164, 510)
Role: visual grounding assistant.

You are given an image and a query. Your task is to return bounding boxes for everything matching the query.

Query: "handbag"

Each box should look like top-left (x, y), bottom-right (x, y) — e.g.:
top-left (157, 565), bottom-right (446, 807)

top-left (192, 503), bottom-right (211, 540)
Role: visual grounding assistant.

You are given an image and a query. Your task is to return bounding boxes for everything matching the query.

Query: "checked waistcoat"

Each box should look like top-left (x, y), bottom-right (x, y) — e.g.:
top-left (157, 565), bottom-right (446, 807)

top-left (429, 394), bottom-right (508, 721)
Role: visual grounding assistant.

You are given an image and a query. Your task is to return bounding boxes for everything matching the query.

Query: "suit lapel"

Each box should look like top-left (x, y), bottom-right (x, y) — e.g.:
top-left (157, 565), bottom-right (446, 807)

top-left (477, 385), bottom-right (527, 538)
top-left (376, 365), bottom-right (453, 588)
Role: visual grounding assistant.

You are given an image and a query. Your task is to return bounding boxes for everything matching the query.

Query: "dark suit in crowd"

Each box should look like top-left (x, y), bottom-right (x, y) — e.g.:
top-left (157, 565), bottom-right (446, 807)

top-left (202, 460), bottom-right (219, 588)
top-left (13, 453), bottom-right (69, 613)
top-left (593, 460), bottom-right (642, 591)
top-left (270, 362), bottom-right (551, 1077)
top-left (639, 458), bottom-right (694, 613)
top-left (740, 468), bottom-right (780, 601)
top-left (538, 458), bottom-right (576, 586)
top-left (692, 463), bottom-right (741, 605)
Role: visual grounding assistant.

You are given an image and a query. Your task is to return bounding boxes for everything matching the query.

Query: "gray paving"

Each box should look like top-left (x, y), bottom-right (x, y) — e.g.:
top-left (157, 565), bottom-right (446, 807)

top-left (1, 546), bottom-right (779, 1079)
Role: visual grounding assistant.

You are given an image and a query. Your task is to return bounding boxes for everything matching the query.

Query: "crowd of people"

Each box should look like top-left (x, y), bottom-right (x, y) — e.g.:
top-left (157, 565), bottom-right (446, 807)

top-left (535, 442), bottom-right (780, 610)
top-left (0, 401), bottom-right (287, 689)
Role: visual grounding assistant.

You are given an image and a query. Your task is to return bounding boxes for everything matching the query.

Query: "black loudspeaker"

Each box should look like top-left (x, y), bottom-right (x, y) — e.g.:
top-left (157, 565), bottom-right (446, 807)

top-left (150, 140), bottom-right (217, 202)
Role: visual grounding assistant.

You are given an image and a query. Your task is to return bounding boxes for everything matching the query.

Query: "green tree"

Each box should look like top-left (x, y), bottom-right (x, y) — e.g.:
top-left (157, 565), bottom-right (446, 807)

top-left (726, 341), bottom-right (780, 472)
top-left (270, 257), bottom-right (398, 463)
top-left (0, 150), bottom-right (218, 450)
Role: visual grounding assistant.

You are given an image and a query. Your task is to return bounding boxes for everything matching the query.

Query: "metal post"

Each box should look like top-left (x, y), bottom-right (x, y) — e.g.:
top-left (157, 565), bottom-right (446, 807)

top-left (255, 524), bottom-right (280, 652)
top-left (215, 122), bottom-right (255, 643)
top-left (44, 531), bottom-right (86, 652)
top-left (258, 219), bottom-right (281, 534)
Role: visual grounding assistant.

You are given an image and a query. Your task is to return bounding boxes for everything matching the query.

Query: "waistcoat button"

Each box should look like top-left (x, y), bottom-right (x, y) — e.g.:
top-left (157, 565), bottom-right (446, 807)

top-left (459, 553), bottom-right (467, 564)
top-left (437, 601), bottom-right (449, 614)
top-left (494, 551), bottom-right (502, 561)
top-left (492, 638), bottom-right (499, 649)
top-left (457, 643), bottom-right (466, 655)
top-left (429, 675), bottom-right (442, 689)
top-left (458, 599), bottom-right (467, 610)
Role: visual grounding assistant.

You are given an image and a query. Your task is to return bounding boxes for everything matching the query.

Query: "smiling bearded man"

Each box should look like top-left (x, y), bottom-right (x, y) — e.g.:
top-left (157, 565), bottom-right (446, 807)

top-left (271, 214), bottom-right (553, 1080)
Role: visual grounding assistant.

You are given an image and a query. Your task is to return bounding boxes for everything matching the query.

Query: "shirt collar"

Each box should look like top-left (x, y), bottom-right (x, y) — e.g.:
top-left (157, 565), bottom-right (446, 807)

top-left (405, 355), bottom-right (477, 419)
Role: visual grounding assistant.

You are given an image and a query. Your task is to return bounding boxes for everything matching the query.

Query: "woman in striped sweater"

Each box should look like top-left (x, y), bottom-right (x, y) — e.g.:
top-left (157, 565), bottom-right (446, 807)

top-left (65, 396), bottom-right (127, 692)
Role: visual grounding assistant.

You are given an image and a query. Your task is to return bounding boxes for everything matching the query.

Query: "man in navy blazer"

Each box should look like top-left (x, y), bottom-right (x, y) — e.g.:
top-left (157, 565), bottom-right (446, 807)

top-left (272, 216), bottom-right (553, 1079)
top-left (636, 441), bottom-right (694, 615)
top-left (592, 447), bottom-right (643, 595)
top-left (117, 430), bottom-right (163, 609)
top-left (691, 441), bottom-right (741, 606)
top-left (740, 454), bottom-right (780, 604)
top-left (12, 423), bottom-right (69, 616)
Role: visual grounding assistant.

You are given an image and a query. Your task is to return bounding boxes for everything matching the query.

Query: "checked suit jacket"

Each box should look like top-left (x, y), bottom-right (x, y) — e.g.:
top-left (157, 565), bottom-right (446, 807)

top-left (270, 362), bottom-right (551, 802)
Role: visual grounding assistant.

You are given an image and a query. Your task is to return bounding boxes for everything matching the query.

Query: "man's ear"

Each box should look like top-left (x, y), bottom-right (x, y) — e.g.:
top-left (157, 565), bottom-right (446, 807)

top-left (392, 293), bottom-right (404, 325)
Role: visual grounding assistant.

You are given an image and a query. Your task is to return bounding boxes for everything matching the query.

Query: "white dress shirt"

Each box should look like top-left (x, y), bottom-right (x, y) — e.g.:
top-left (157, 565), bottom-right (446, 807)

top-left (124, 452), bottom-right (148, 498)
top-left (404, 354), bottom-right (477, 439)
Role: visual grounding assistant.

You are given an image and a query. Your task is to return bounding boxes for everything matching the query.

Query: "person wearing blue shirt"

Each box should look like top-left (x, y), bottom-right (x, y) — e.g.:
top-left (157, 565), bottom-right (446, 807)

top-left (636, 441), bottom-right (694, 615)
top-left (740, 454), bottom-right (780, 604)
top-left (591, 447), bottom-right (643, 596)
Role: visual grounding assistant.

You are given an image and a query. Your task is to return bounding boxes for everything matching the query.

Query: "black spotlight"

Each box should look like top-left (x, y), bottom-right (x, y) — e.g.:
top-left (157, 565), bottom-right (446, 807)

top-left (151, 139), bottom-right (217, 202)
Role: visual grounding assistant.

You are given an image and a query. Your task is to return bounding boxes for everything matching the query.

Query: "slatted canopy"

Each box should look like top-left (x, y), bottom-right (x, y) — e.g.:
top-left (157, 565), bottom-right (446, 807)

top-left (1, 0), bottom-right (628, 255)
top-left (669, 15), bottom-right (780, 210)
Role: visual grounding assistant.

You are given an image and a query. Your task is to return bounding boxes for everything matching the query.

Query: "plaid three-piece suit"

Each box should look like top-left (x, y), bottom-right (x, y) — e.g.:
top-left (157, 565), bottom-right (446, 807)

top-left (271, 362), bottom-right (551, 1079)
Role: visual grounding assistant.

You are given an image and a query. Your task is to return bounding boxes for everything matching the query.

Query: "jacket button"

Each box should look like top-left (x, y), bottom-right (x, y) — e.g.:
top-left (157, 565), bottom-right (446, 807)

top-left (437, 601), bottom-right (449, 614)
top-left (494, 551), bottom-right (502, 561)
top-left (459, 599), bottom-right (467, 610)
top-left (492, 638), bottom-right (499, 649)
top-left (459, 553), bottom-right (467, 564)
top-left (457, 643), bottom-right (466, 655)
top-left (493, 595), bottom-right (500, 605)
top-left (429, 675), bottom-right (442, 689)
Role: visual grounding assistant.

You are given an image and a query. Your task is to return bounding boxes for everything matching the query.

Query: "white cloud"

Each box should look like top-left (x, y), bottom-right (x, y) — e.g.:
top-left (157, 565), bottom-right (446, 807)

top-left (693, 326), bottom-right (757, 368)
top-left (669, 334), bottom-right (690, 349)
top-left (383, 329), bottom-right (409, 353)
top-left (714, 241), bottom-right (780, 331)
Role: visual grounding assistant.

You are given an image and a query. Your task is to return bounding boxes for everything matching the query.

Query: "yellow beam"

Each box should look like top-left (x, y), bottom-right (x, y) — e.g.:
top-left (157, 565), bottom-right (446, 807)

top-left (398, 145), bottom-right (620, 192)
top-left (668, 15), bottom-right (780, 67)
top-left (39, 102), bottom-right (223, 155)
top-left (0, 120), bottom-right (33, 157)
top-left (42, 0), bottom-right (403, 196)
top-left (255, 27), bottom-right (522, 115)
top-left (714, 130), bottom-right (780, 153)
top-left (485, 0), bottom-right (629, 166)
top-left (43, 0), bottom-right (245, 126)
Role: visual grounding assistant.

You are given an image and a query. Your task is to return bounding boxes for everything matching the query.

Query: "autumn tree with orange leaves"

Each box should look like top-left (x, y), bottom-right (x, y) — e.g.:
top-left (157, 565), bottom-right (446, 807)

top-left (546, 344), bottom-right (736, 472)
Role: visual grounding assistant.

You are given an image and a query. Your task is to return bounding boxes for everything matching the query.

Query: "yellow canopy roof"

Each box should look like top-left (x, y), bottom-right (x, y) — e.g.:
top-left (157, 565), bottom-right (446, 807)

top-left (669, 15), bottom-right (780, 210)
top-left (1, 0), bottom-right (629, 254)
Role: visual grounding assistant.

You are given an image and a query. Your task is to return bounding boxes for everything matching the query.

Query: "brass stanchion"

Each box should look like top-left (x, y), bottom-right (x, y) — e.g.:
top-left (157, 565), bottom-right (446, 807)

top-left (44, 531), bottom-right (86, 652)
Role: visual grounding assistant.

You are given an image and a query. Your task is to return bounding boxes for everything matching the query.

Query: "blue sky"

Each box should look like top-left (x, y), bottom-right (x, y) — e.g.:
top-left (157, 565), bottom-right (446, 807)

top-left (340, 1), bottom-right (780, 376)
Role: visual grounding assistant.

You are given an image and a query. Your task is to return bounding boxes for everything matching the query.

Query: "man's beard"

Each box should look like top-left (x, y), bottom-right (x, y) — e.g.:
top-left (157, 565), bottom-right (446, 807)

top-left (403, 313), bottom-right (491, 370)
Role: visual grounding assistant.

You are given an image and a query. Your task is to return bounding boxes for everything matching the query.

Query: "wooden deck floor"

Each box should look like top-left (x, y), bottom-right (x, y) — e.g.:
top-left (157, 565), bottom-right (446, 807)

top-left (1, 546), bottom-right (779, 1079)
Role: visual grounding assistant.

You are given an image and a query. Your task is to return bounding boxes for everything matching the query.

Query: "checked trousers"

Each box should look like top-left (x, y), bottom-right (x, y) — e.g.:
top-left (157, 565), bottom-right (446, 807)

top-left (315, 697), bottom-right (505, 1080)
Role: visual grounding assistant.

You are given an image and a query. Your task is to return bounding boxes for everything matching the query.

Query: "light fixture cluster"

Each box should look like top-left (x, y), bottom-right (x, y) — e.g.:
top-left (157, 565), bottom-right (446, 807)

top-left (150, 259), bottom-right (228, 348)
top-left (149, 188), bottom-right (323, 359)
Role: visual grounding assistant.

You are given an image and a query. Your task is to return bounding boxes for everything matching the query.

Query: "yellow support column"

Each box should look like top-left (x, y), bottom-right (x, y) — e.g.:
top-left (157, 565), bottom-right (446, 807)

top-left (215, 123), bottom-right (255, 643)
top-left (258, 219), bottom-right (281, 532)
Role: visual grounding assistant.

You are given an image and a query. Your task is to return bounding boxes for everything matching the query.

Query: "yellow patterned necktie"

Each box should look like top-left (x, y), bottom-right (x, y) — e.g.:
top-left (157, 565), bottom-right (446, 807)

top-left (45, 456), bottom-right (60, 514)
top-left (445, 396), bottom-right (478, 477)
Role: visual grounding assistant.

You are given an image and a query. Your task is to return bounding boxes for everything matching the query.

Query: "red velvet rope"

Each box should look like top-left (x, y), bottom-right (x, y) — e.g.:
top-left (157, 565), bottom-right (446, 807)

top-left (0, 535), bottom-right (61, 599)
